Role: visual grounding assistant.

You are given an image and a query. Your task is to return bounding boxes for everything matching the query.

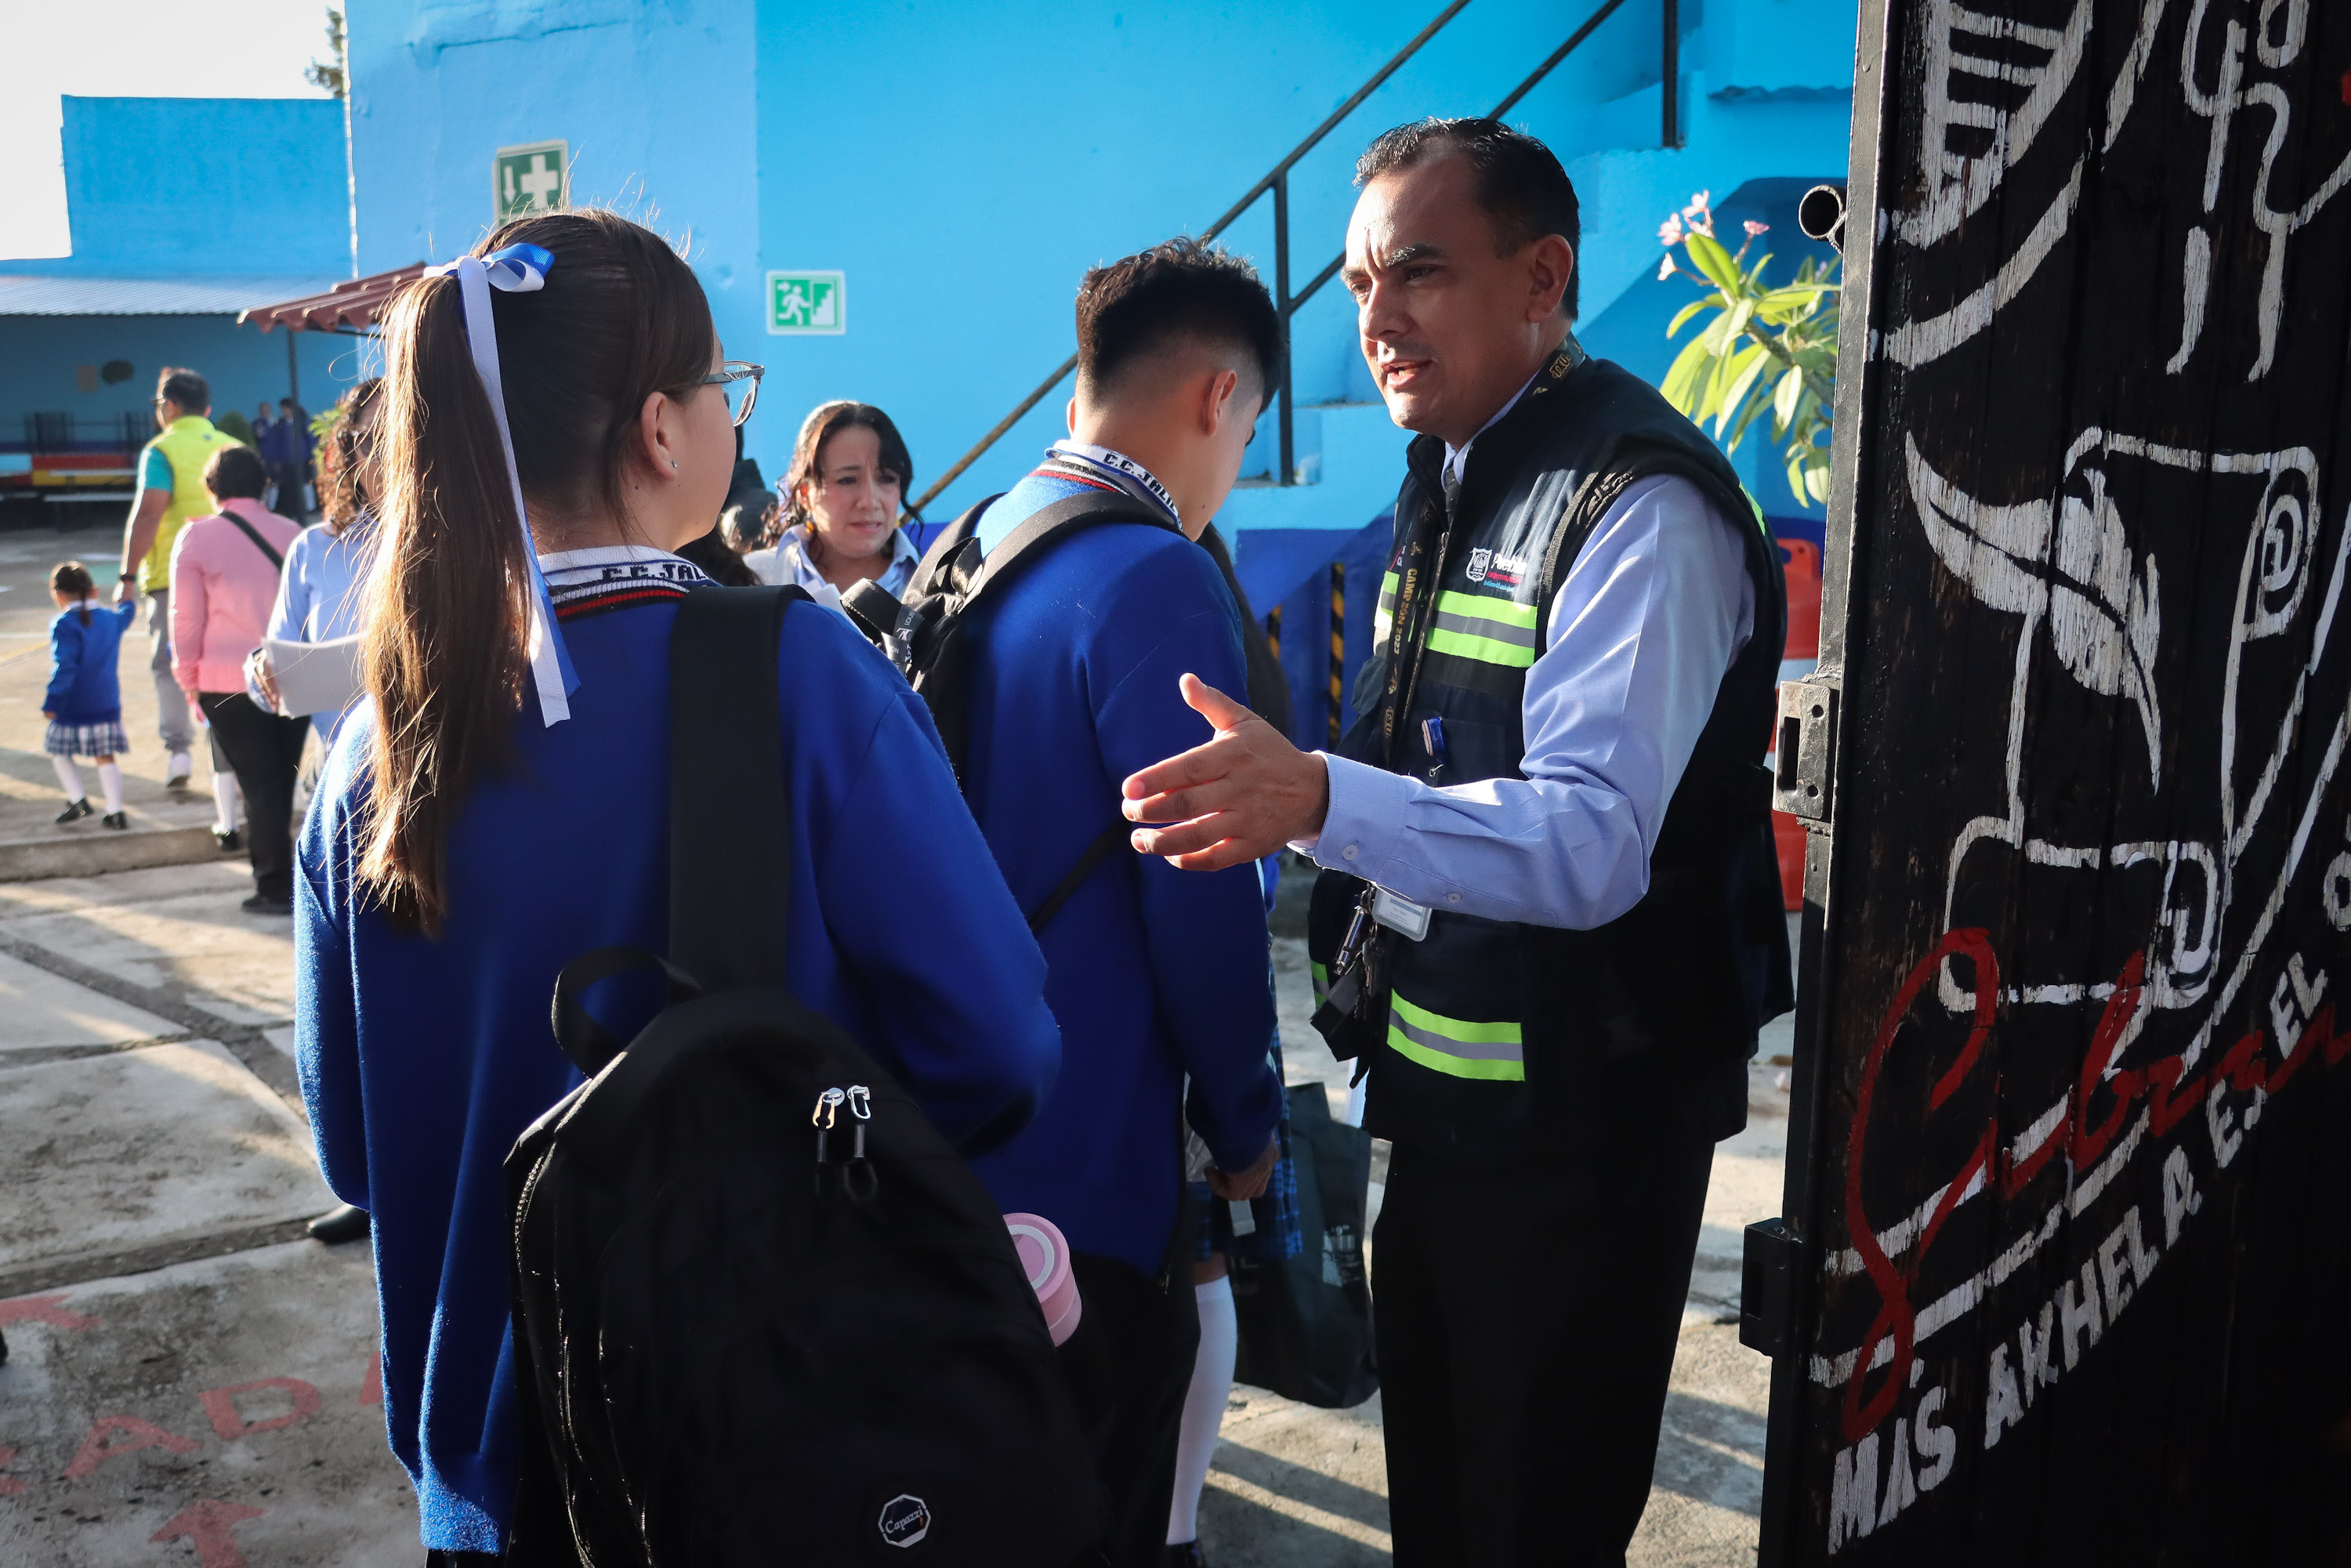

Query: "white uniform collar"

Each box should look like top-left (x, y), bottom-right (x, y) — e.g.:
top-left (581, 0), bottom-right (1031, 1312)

top-left (773, 522), bottom-right (921, 585)
top-left (1048, 440), bottom-right (1183, 528)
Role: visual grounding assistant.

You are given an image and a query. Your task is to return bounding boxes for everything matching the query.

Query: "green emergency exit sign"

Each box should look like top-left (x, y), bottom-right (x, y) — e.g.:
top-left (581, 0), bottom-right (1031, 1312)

top-left (767, 271), bottom-right (846, 335)
top-left (494, 142), bottom-right (569, 221)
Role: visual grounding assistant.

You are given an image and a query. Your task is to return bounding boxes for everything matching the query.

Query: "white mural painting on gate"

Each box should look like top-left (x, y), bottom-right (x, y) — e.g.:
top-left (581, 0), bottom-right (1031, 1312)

top-left (1810, 0), bottom-right (2351, 1547)
top-left (1875, 0), bottom-right (2351, 376)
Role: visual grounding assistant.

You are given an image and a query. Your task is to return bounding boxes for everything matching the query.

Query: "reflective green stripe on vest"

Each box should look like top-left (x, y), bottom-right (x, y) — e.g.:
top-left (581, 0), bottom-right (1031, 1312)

top-left (1387, 992), bottom-right (1525, 1081)
top-left (1424, 589), bottom-right (1539, 668)
top-left (1373, 570), bottom-right (1400, 646)
top-left (1310, 959), bottom-right (1329, 1005)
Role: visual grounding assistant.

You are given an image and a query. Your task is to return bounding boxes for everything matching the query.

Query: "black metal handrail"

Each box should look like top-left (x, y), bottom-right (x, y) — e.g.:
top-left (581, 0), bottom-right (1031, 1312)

top-left (908, 0), bottom-right (1662, 516)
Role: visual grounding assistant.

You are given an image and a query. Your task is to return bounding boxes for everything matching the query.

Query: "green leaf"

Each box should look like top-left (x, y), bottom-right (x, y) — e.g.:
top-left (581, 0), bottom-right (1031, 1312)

top-left (1718, 346), bottom-right (1772, 448)
top-left (1686, 231), bottom-right (1744, 295)
top-left (1709, 342), bottom-right (1769, 436)
top-left (1667, 298), bottom-right (1712, 339)
top-left (1773, 367), bottom-right (1804, 433)
top-left (1662, 333), bottom-right (1715, 414)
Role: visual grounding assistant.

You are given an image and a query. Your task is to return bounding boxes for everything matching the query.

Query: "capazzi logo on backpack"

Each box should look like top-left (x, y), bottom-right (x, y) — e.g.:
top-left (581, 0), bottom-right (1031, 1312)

top-left (878, 1494), bottom-right (932, 1548)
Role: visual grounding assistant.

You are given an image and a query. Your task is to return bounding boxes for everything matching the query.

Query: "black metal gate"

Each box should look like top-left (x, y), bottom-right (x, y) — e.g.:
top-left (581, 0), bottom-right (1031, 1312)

top-left (1748, 0), bottom-right (2351, 1561)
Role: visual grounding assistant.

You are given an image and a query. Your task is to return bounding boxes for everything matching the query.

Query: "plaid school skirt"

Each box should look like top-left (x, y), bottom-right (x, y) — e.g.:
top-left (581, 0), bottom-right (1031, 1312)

top-left (1187, 1041), bottom-right (1306, 1263)
top-left (46, 719), bottom-right (130, 759)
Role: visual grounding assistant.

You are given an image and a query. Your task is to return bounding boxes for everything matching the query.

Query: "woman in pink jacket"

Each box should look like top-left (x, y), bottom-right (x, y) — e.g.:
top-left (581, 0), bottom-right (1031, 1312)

top-left (170, 444), bottom-right (309, 914)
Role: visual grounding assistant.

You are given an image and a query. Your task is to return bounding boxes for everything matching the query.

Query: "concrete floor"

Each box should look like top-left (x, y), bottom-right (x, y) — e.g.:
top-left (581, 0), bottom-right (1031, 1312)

top-left (0, 856), bottom-right (1796, 1565)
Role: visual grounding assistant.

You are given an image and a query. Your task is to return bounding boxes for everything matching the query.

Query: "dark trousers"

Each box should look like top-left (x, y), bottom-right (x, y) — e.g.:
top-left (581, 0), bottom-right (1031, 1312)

top-left (198, 692), bottom-right (309, 899)
top-left (270, 461), bottom-right (307, 514)
top-left (1374, 1128), bottom-right (1718, 1567)
top-left (1056, 1251), bottom-right (1201, 1567)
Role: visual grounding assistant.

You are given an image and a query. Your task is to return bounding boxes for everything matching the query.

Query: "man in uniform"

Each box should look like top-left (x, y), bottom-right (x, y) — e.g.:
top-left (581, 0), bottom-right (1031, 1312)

top-left (1119, 120), bottom-right (1791, 1565)
top-left (117, 366), bottom-right (241, 790)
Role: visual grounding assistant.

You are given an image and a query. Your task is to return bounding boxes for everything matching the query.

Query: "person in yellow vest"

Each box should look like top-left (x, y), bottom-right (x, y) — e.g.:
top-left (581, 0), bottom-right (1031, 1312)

top-left (116, 367), bottom-right (241, 796)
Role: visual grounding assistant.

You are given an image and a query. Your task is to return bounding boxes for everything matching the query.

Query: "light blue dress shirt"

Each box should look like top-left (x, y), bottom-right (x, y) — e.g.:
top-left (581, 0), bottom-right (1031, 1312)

top-left (1304, 473), bottom-right (1755, 931)
top-left (255, 514), bottom-right (375, 742)
top-left (744, 522), bottom-right (922, 610)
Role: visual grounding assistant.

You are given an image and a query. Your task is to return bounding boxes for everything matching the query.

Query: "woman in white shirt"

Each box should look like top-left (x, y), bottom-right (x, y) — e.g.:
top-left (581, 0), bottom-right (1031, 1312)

top-left (744, 400), bottom-right (929, 607)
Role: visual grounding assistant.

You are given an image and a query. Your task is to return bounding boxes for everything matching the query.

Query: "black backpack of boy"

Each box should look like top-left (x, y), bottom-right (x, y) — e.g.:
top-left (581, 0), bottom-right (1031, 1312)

top-left (502, 585), bottom-right (1102, 1566)
top-left (839, 488), bottom-right (1293, 927)
top-left (840, 489), bottom-right (1177, 927)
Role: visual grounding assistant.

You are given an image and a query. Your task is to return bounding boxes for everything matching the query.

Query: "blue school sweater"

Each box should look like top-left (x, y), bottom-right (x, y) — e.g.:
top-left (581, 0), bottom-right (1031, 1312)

top-left (960, 473), bottom-right (1283, 1276)
top-left (295, 555), bottom-right (1062, 1553)
top-left (44, 601), bottom-right (137, 722)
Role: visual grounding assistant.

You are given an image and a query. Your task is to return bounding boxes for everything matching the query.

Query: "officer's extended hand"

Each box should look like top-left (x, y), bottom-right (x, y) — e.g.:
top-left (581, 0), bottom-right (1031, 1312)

top-left (1122, 674), bottom-right (1329, 871)
top-left (1206, 1135), bottom-right (1279, 1201)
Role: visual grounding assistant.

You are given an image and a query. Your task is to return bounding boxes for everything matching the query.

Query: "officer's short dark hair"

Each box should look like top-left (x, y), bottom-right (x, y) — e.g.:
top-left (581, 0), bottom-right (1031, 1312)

top-left (202, 443), bottom-right (269, 502)
top-left (1356, 118), bottom-right (1581, 320)
top-left (157, 366), bottom-right (210, 414)
top-left (1074, 237), bottom-right (1284, 409)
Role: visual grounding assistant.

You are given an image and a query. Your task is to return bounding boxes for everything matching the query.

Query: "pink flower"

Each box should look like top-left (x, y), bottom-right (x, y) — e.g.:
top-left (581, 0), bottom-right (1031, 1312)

top-left (1744, 219), bottom-right (1770, 237)
top-left (1657, 214), bottom-right (1685, 246)
top-left (1657, 255), bottom-right (1677, 281)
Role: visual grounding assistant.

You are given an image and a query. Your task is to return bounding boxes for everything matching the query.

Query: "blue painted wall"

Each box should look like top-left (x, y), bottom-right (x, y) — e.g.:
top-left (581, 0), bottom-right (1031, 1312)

top-left (7, 97), bottom-right (350, 279)
top-left (346, 0), bottom-right (1857, 513)
top-left (0, 314), bottom-right (359, 445)
top-left (341, 0), bottom-right (1857, 744)
top-left (0, 96), bottom-right (359, 450)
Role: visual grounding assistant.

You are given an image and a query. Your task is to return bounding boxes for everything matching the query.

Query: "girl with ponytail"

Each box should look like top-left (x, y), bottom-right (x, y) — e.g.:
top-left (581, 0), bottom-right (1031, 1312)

top-left (294, 210), bottom-right (1061, 1561)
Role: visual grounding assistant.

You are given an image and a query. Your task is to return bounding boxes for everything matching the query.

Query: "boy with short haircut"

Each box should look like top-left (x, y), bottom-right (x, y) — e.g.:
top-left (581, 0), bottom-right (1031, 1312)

top-left (958, 237), bottom-right (1287, 1566)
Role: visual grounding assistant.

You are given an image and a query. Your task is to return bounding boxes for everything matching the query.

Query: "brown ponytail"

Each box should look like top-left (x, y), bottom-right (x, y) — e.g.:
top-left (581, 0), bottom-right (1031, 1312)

top-left (358, 209), bottom-right (716, 935)
top-left (51, 561), bottom-right (95, 625)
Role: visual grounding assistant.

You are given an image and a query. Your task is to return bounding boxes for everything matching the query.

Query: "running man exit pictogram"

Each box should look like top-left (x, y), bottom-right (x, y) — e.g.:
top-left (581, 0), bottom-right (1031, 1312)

top-left (767, 270), bottom-right (846, 335)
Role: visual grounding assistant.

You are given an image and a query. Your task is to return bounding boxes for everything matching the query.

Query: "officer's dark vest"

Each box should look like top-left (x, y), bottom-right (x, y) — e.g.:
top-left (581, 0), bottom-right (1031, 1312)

top-left (1309, 346), bottom-right (1793, 1163)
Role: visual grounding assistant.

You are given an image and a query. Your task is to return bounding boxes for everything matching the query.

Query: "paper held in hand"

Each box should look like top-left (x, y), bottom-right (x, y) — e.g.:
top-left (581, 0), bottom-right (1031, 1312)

top-left (265, 635), bottom-right (364, 718)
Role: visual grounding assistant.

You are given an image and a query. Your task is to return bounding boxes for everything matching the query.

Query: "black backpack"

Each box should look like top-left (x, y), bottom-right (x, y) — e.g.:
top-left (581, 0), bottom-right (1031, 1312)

top-left (840, 489), bottom-right (1179, 930)
top-left (502, 585), bottom-right (1102, 1566)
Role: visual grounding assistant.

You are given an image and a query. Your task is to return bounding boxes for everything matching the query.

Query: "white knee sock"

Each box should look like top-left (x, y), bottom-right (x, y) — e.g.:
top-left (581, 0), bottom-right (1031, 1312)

top-left (97, 762), bottom-right (124, 815)
top-left (53, 754), bottom-right (85, 802)
top-left (212, 770), bottom-right (242, 835)
top-left (1168, 1274), bottom-right (1239, 1545)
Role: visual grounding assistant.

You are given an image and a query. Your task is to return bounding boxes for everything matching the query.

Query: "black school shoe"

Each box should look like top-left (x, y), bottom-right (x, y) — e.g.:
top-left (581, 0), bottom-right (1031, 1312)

top-left (307, 1204), bottom-right (371, 1244)
top-left (241, 892), bottom-right (294, 916)
top-left (215, 828), bottom-right (242, 852)
top-left (55, 798), bottom-right (92, 824)
top-left (101, 812), bottom-right (127, 831)
top-left (1167, 1545), bottom-right (1207, 1568)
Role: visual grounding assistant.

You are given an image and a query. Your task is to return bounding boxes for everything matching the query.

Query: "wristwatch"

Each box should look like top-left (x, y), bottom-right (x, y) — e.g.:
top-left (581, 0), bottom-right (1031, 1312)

top-left (118, 570), bottom-right (138, 583)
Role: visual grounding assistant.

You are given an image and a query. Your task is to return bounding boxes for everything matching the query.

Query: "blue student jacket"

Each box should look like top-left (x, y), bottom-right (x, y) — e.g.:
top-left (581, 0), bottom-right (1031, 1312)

top-left (44, 602), bottom-right (137, 722)
top-left (296, 588), bottom-right (1062, 1553)
top-left (959, 476), bottom-right (1284, 1276)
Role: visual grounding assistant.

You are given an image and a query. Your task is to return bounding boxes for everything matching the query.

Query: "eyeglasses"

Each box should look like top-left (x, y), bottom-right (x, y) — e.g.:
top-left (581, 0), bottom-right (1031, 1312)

top-left (703, 362), bottom-right (764, 429)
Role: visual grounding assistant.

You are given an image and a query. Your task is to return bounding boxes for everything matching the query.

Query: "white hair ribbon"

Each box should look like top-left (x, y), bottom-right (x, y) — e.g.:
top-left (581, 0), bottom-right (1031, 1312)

top-left (423, 241), bottom-right (576, 725)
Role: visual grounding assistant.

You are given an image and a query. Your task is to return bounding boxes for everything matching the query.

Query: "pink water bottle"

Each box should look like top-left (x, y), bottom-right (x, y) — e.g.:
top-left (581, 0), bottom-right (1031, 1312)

top-left (1004, 1212), bottom-right (1082, 1345)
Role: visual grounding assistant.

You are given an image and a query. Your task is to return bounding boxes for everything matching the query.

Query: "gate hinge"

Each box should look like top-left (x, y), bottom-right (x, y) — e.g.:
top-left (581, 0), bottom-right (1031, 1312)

top-left (1741, 1217), bottom-right (1804, 1358)
top-left (1773, 677), bottom-right (1838, 823)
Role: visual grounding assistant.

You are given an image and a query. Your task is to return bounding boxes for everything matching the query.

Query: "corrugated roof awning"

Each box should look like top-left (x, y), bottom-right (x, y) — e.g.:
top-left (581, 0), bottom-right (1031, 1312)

top-left (238, 263), bottom-right (429, 333)
top-left (0, 274), bottom-right (348, 317)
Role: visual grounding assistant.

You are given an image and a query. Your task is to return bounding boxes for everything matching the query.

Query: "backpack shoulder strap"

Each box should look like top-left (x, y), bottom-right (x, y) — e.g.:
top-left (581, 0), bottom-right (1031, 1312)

top-left (220, 508), bottom-right (285, 572)
top-left (907, 494), bottom-right (999, 598)
top-left (668, 583), bottom-right (806, 991)
top-left (969, 491), bottom-right (1174, 600)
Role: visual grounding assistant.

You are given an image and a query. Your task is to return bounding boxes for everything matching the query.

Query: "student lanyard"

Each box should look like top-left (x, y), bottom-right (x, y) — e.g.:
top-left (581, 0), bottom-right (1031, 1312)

top-left (1046, 440), bottom-right (1183, 530)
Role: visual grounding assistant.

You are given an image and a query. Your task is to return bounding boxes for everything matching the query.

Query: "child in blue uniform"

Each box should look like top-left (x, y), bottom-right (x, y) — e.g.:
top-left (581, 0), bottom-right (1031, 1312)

top-left (295, 211), bottom-right (1063, 1563)
top-left (42, 560), bottom-right (137, 829)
